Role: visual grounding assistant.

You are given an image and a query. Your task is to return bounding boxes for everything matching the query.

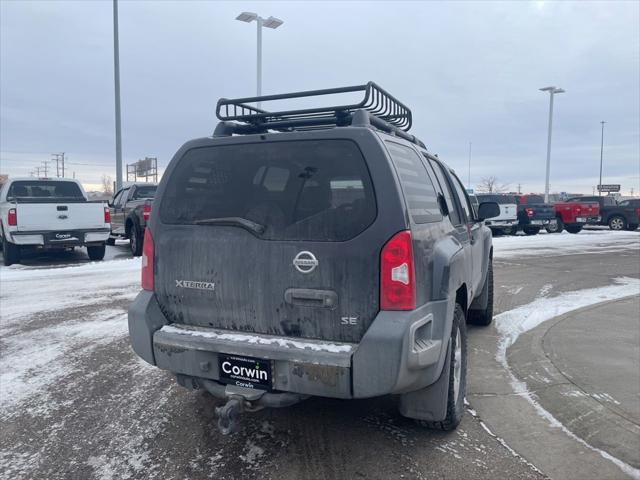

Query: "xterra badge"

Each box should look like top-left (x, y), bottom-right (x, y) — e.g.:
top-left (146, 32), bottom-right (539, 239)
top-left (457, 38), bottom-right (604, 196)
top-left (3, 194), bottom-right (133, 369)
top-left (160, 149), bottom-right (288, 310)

top-left (293, 251), bottom-right (318, 274)
top-left (175, 280), bottom-right (215, 291)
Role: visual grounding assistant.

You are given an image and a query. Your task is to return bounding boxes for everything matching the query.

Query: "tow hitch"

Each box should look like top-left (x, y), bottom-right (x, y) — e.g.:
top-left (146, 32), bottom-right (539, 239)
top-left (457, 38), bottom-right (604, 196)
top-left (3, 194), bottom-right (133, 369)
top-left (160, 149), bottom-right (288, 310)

top-left (196, 378), bottom-right (308, 435)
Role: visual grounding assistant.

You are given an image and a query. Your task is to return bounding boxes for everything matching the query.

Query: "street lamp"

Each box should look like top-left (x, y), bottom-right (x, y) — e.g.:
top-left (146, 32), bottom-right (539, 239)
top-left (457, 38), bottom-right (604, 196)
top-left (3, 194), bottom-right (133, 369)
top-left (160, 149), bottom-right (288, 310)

top-left (598, 121), bottom-right (606, 196)
top-left (236, 12), bottom-right (284, 109)
top-left (539, 86), bottom-right (565, 203)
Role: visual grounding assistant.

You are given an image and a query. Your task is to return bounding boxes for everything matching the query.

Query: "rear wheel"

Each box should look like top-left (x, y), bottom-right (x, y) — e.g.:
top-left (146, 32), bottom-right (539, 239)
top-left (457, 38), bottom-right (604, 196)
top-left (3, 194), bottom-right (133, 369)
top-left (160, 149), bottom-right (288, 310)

top-left (509, 226), bottom-right (519, 235)
top-left (87, 244), bottom-right (106, 261)
top-left (468, 260), bottom-right (494, 326)
top-left (608, 215), bottom-right (626, 231)
top-left (546, 218), bottom-right (564, 234)
top-left (625, 223), bottom-right (638, 231)
top-left (129, 224), bottom-right (143, 257)
top-left (565, 225), bottom-right (583, 234)
top-left (420, 304), bottom-right (467, 431)
top-left (2, 235), bottom-right (20, 266)
top-left (523, 226), bottom-right (540, 235)
top-left (106, 237), bottom-right (116, 246)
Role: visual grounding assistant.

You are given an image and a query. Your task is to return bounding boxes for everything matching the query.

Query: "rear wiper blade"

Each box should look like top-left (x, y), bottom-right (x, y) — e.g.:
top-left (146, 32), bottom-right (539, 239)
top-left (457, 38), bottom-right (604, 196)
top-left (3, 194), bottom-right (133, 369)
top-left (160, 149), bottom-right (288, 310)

top-left (194, 217), bottom-right (266, 235)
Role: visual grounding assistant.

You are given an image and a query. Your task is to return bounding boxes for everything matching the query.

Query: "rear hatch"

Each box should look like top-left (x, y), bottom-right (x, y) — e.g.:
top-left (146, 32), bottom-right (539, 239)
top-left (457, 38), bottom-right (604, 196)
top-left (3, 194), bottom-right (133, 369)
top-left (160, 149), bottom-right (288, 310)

top-left (154, 137), bottom-right (396, 343)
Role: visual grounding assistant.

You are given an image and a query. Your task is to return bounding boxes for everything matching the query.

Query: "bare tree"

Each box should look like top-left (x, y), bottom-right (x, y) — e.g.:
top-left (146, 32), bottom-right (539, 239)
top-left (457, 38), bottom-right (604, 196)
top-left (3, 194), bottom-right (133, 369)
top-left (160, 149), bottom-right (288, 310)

top-left (477, 176), bottom-right (509, 193)
top-left (101, 174), bottom-right (114, 195)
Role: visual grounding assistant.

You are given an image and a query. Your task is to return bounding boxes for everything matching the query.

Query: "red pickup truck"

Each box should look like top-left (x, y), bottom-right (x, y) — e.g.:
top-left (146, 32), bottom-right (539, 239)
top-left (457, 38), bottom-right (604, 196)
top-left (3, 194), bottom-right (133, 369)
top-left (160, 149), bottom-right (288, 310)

top-left (546, 199), bottom-right (600, 234)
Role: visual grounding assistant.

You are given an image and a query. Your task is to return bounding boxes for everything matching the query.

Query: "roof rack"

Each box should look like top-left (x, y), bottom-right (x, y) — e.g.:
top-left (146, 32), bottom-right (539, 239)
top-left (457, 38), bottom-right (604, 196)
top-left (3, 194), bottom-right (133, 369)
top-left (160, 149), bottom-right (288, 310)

top-left (214, 82), bottom-right (425, 148)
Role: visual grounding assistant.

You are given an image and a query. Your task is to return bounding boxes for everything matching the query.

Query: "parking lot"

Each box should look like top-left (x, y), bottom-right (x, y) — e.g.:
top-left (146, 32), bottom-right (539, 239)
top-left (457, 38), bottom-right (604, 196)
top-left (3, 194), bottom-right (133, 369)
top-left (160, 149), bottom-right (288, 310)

top-left (1, 229), bottom-right (638, 480)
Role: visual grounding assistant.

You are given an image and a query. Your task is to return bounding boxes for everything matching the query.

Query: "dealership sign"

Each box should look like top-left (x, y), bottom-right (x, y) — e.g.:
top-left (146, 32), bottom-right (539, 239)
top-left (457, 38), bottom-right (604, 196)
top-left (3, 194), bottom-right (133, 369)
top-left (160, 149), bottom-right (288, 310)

top-left (597, 184), bottom-right (621, 193)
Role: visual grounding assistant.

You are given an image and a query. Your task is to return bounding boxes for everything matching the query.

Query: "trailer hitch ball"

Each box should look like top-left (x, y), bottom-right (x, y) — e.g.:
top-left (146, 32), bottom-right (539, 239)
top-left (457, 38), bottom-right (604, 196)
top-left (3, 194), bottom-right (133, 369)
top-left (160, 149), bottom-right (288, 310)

top-left (215, 397), bottom-right (245, 435)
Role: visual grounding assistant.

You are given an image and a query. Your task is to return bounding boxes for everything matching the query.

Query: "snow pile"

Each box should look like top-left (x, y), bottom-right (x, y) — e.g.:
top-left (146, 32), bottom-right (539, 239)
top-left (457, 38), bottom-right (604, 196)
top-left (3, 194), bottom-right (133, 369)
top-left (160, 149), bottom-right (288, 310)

top-left (494, 276), bottom-right (640, 363)
top-left (494, 277), bottom-right (640, 479)
top-left (493, 229), bottom-right (640, 259)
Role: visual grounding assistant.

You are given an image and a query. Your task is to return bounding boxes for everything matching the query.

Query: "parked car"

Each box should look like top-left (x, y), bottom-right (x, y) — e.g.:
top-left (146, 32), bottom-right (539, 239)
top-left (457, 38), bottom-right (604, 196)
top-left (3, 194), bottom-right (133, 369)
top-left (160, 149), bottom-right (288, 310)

top-left (514, 194), bottom-right (555, 235)
top-left (128, 82), bottom-right (500, 434)
top-left (107, 183), bottom-right (157, 256)
top-left (0, 178), bottom-right (110, 266)
top-left (565, 196), bottom-right (639, 231)
top-left (477, 194), bottom-right (518, 235)
top-left (546, 199), bottom-right (600, 234)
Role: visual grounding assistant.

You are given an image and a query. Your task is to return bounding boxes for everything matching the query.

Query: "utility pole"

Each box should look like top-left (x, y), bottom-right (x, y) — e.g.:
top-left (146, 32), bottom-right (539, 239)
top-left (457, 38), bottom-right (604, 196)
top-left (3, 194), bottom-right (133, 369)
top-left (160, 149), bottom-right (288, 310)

top-left (113, 0), bottom-right (123, 191)
top-left (517, 183), bottom-right (522, 194)
top-left (35, 166), bottom-right (41, 177)
top-left (52, 153), bottom-right (65, 177)
top-left (598, 121), bottom-right (606, 196)
top-left (41, 160), bottom-right (49, 177)
top-left (539, 86), bottom-right (565, 203)
top-left (467, 142), bottom-right (472, 189)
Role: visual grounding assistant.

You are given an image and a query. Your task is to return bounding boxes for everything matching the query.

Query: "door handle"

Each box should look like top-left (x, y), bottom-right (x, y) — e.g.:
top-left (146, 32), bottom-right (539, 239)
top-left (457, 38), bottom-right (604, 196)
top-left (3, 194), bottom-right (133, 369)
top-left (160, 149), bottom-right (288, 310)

top-left (284, 288), bottom-right (338, 309)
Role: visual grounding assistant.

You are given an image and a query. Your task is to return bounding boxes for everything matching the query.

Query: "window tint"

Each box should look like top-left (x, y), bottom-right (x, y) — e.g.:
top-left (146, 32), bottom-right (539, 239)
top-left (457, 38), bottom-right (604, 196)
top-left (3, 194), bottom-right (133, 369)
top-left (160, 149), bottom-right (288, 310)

top-left (7, 181), bottom-right (84, 201)
top-left (477, 194), bottom-right (516, 204)
top-left (132, 185), bottom-right (156, 199)
top-left (117, 189), bottom-right (130, 206)
top-left (450, 173), bottom-right (473, 221)
top-left (426, 158), bottom-right (462, 225)
top-left (160, 140), bottom-right (377, 241)
top-left (603, 196), bottom-right (617, 206)
top-left (385, 142), bottom-right (441, 224)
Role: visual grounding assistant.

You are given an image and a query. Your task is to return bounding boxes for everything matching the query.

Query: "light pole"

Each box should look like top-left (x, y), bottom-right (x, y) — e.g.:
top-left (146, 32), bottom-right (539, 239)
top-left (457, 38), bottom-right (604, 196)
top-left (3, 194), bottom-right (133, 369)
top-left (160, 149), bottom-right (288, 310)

top-left (113, 0), bottom-right (123, 191)
top-left (236, 12), bottom-right (284, 109)
top-left (539, 86), bottom-right (565, 203)
top-left (598, 121), bottom-right (606, 196)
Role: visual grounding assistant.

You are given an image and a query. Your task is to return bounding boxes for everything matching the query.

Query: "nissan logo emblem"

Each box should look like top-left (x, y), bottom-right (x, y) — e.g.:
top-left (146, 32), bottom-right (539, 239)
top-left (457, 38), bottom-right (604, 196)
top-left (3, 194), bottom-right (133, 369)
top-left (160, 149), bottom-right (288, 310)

top-left (293, 251), bottom-right (318, 274)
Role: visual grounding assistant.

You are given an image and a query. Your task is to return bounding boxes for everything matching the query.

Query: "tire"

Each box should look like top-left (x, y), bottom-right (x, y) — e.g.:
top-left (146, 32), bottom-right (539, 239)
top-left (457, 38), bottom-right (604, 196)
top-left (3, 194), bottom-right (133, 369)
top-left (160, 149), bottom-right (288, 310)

top-left (625, 223), bottom-right (638, 231)
top-left (608, 215), bottom-right (626, 231)
top-left (565, 225), bottom-right (583, 234)
top-left (490, 228), bottom-right (502, 237)
top-left (87, 244), bottom-right (106, 261)
top-left (509, 226), bottom-right (519, 235)
top-left (523, 226), bottom-right (540, 235)
top-left (468, 260), bottom-right (494, 326)
top-left (129, 224), bottom-right (143, 257)
top-left (2, 235), bottom-right (21, 266)
top-left (420, 304), bottom-right (467, 431)
top-left (546, 218), bottom-right (564, 234)
top-left (106, 237), bottom-right (116, 246)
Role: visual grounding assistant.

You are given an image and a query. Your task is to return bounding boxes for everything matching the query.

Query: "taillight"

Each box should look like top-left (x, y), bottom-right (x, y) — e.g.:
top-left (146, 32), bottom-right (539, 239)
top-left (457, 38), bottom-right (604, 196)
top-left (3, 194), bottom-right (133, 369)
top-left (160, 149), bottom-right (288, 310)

top-left (143, 204), bottom-right (151, 221)
top-left (104, 206), bottom-right (111, 224)
top-left (8, 208), bottom-right (17, 226)
top-left (381, 230), bottom-right (416, 311)
top-left (525, 208), bottom-right (534, 218)
top-left (141, 228), bottom-right (154, 291)
top-left (636, 208), bottom-right (640, 217)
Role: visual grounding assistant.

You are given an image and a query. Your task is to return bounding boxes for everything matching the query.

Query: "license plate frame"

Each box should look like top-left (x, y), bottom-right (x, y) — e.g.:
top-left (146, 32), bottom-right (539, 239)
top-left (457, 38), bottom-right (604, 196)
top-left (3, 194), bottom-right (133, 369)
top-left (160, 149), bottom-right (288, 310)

top-left (218, 354), bottom-right (272, 391)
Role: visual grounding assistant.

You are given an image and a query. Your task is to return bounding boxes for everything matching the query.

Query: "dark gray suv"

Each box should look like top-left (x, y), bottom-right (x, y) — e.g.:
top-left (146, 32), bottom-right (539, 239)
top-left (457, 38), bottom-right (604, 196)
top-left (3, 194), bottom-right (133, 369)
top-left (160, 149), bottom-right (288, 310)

top-left (128, 83), bottom-right (499, 433)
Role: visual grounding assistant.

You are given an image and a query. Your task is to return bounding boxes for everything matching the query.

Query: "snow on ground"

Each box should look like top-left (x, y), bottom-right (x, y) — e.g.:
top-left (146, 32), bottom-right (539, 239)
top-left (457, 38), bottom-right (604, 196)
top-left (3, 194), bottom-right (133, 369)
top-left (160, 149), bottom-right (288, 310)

top-left (492, 229), bottom-right (640, 259)
top-left (0, 258), bottom-right (141, 326)
top-left (494, 278), bottom-right (640, 480)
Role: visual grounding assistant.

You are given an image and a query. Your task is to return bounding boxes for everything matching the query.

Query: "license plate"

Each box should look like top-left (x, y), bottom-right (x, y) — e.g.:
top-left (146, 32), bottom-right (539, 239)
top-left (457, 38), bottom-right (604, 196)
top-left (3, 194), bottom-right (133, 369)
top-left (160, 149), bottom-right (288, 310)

top-left (576, 217), bottom-right (586, 222)
top-left (531, 220), bottom-right (544, 225)
top-left (218, 354), bottom-right (272, 390)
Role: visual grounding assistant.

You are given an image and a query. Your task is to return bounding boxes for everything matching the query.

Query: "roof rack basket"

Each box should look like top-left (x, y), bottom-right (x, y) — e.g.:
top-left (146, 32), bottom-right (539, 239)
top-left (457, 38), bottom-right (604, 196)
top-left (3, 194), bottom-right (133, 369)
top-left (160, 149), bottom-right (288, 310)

top-left (216, 81), bottom-right (414, 134)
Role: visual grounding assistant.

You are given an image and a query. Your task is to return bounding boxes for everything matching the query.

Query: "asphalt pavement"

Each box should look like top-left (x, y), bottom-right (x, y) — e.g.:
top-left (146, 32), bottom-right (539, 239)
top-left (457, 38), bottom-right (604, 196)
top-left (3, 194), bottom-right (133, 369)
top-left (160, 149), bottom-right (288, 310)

top-left (1, 233), bottom-right (639, 480)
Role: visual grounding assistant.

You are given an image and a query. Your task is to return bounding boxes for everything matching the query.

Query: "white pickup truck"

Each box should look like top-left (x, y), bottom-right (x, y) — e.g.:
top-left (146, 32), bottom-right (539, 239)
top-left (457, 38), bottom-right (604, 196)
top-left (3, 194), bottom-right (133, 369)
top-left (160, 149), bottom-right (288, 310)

top-left (477, 193), bottom-right (519, 235)
top-left (0, 178), bottom-right (111, 266)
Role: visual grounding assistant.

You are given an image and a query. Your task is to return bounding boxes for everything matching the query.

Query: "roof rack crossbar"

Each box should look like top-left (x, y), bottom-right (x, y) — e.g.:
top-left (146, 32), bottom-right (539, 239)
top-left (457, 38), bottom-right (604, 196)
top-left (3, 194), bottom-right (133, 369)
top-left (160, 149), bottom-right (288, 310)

top-left (216, 82), bottom-right (412, 131)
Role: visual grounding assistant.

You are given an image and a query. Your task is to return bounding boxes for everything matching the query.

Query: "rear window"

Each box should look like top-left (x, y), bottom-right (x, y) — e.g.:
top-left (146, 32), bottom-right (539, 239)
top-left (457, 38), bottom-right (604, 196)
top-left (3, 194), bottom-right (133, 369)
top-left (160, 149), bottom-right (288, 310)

top-left (478, 194), bottom-right (516, 204)
top-left (160, 140), bottom-right (377, 241)
top-left (6, 181), bottom-right (84, 201)
top-left (385, 142), bottom-right (441, 224)
top-left (132, 185), bottom-right (156, 199)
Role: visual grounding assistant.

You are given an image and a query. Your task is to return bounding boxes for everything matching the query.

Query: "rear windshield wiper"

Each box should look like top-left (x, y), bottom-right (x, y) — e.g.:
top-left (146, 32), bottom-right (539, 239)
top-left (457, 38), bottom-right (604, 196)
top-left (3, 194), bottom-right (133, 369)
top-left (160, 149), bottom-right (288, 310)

top-left (193, 217), bottom-right (266, 235)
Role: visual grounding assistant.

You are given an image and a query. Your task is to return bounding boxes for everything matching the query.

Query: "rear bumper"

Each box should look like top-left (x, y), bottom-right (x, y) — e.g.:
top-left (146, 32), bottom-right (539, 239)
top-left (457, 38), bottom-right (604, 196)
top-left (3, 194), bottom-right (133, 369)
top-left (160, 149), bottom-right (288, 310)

top-left (8, 228), bottom-right (110, 247)
top-left (128, 291), bottom-right (452, 399)
top-left (485, 220), bottom-right (518, 228)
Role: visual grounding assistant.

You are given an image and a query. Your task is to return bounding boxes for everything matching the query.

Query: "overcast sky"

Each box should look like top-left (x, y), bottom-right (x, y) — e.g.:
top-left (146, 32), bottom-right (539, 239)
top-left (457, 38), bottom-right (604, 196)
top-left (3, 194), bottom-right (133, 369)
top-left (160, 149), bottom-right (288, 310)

top-left (1, 0), bottom-right (639, 194)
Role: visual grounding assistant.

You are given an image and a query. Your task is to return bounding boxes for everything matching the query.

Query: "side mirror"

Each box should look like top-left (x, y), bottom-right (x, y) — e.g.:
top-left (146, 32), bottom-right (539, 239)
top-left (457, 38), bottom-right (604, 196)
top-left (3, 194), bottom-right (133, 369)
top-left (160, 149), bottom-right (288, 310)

top-left (437, 193), bottom-right (449, 217)
top-left (478, 201), bottom-right (500, 221)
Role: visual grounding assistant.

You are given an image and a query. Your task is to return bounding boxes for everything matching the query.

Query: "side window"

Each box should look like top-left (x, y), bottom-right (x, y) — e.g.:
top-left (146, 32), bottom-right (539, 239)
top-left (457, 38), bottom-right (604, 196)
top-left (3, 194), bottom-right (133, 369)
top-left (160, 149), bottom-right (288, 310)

top-left (112, 189), bottom-right (124, 205)
top-left (385, 141), bottom-right (442, 224)
top-left (117, 189), bottom-right (129, 207)
top-left (450, 173), bottom-right (473, 222)
top-left (426, 158), bottom-right (462, 226)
